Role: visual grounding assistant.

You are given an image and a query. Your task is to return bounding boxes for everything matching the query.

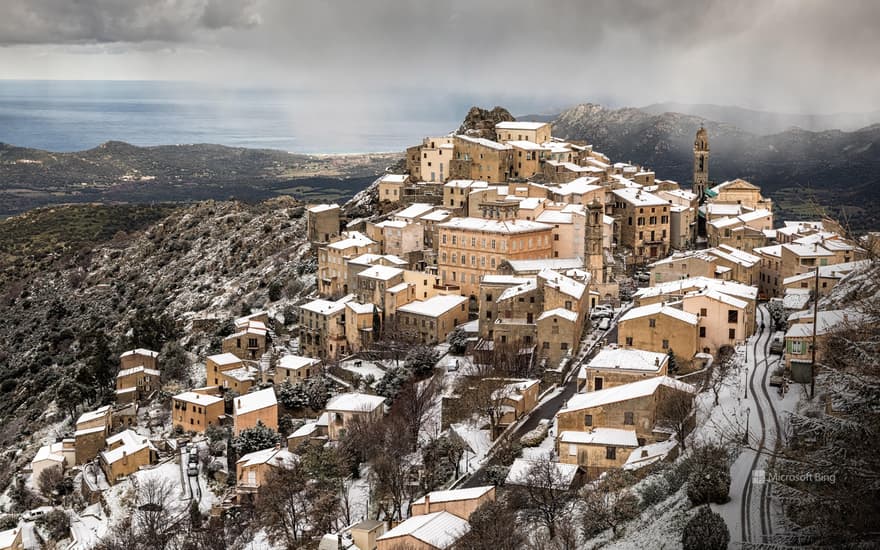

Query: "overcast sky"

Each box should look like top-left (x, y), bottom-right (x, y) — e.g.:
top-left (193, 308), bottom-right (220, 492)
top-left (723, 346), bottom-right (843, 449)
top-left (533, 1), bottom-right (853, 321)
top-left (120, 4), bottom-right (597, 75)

top-left (1, 0), bottom-right (878, 114)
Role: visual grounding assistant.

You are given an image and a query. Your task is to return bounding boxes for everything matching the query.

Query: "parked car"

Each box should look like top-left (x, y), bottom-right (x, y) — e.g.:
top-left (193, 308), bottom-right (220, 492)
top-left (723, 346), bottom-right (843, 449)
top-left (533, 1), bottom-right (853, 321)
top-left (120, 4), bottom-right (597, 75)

top-left (634, 271), bottom-right (651, 282)
top-left (23, 506), bottom-right (52, 521)
top-left (598, 317), bottom-right (612, 331)
top-left (590, 305), bottom-right (613, 319)
top-left (769, 331), bottom-right (785, 355)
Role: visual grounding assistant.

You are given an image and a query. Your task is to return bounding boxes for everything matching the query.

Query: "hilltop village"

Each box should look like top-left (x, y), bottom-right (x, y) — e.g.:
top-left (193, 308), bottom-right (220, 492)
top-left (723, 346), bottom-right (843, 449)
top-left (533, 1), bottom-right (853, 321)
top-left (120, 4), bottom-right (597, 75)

top-left (1, 118), bottom-right (876, 550)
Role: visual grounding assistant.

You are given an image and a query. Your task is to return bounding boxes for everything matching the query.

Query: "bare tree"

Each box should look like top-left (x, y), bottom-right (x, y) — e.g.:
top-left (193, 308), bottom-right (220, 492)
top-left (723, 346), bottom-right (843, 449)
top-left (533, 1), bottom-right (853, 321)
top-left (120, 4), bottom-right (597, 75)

top-left (515, 456), bottom-right (577, 539)
top-left (368, 415), bottom-right (419, 521)
top-left (256, 462), bottom-right (309, 547)
top-left (705, 346), bottom-right (736, 406)
top-left (580, 470), bottom-right (640, 539)
top-left (134, 476), bottom-right (179, 550)
top-left (455, 370), bottom-right (515, 439)
top-left (391, 373), bottom-right (442, 450)
top-left (454, 499), bottom-right (525, 550)
top-left (655, 390), bottom-right (695, 451)
top-left (37, 465), bottom-right (65, 498)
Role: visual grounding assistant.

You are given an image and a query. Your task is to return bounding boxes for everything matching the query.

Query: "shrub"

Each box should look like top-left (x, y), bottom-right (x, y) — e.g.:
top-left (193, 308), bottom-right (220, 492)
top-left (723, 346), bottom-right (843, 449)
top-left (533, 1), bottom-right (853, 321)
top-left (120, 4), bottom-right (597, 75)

top-left (232, 422), bottom-right (281, 455)
top-left (682, 506), bottom-right (730, 550)
top-left (687, 466), bottom-right (731, 505)
top-left (485, 465), bottom-right (510, 486)
top-left (37, 509), bottom-right (70, 541)
top-left (639, 476), bottom-right (671, 508)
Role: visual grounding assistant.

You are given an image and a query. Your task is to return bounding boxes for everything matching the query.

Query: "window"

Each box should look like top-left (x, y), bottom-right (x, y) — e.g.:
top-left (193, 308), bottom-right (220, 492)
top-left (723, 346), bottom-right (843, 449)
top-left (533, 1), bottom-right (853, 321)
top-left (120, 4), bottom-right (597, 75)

top-left (569, 443), bottom-right (577, 456)
top-left (486, 293), bottom-right (493, 302)
top-left (565, 300), bottom-right (572, 310)
top-left (561, 342), bottom-right (569, 350)
top-left (649, 318), bottom-right (656, 327)
top-left (728, 310), bottom-right (738, 323)
top-left (606, 446), bottom-right (617, 460)
top-left (729, 328), bottom-right (736, 340)
top-left (662, 339), bottom-right (669, 349)
top-left (699, 326), bottom-right (706, 337)
top-left (700, 308), bottom-right (707, 317)
top-left (584, 414), bottom-right (593, 426)
top-left (551, 325), bottom-right (559, 334)
top-left (790, 340), bottom-right (804, 354)
top-left (624, 412), bottom-right (634, 425)
top-left (625, 336), bottom-right (633, 346)
top-left (554, 234), bottom-right (559, 241)
top-left (543, 341), bottom-right (550, 349)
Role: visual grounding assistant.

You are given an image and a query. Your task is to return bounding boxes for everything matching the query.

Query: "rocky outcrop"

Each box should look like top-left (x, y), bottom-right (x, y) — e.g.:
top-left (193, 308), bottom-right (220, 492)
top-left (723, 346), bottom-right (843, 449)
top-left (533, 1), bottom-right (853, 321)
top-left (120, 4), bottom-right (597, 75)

top-left (457, 106), bottom-right (515, 141)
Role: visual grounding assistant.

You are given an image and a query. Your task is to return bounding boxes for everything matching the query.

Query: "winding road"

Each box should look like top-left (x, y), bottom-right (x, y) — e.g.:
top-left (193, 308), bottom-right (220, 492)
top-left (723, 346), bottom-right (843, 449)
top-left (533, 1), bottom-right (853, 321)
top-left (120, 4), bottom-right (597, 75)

top-left (740, 304), bottom-right (783, 545)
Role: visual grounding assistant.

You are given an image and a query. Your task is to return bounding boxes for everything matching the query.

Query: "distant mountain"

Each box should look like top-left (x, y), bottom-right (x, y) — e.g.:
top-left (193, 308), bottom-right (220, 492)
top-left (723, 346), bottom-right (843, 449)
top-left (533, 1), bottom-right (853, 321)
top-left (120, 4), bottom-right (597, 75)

top-left (552, 103), bottom-right (880, 231)
top-left (639, 102), bottom-right (880, 135)
top-left (0, 141), bottom-right (400, 217)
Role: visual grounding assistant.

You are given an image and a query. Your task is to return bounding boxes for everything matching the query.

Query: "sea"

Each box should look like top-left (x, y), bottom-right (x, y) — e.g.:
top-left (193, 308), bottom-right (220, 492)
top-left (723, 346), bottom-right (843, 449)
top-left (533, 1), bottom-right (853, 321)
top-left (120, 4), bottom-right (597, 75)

top-left (0, 80), bottom-right (557, 154)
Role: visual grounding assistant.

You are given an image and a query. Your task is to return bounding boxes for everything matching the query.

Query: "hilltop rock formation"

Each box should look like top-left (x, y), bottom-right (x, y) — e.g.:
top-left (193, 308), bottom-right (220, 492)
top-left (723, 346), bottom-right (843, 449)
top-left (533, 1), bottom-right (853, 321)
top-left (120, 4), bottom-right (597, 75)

top-left (457, 106), bottom-right (515, 141)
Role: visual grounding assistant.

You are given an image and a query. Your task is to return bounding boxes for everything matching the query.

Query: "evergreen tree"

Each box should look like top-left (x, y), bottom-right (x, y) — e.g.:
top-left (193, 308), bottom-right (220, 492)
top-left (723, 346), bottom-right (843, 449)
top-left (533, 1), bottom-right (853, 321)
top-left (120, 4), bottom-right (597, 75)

top-left (404, 345), bottom-right (439, 377)
top-left (232, 421), bottom-right (281, 455)
top-left (682, 506), bottom-right (729, 550)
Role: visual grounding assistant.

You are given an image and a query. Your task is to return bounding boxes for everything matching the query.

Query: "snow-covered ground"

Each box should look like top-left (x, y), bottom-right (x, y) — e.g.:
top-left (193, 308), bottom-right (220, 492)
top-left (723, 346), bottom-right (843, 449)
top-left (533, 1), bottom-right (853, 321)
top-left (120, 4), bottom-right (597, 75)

top-left (338, 359), bottom-right (387, 386)
top-left (450, 421), bottom-right (492, 476)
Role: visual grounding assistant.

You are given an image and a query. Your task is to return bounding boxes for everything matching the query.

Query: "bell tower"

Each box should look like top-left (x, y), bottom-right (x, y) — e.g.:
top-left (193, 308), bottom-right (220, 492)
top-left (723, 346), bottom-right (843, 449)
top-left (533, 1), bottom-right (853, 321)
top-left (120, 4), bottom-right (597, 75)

top-left (585, 199), bottom-right (605, 285)
top-left (693, 126), bottom-right (709, 201)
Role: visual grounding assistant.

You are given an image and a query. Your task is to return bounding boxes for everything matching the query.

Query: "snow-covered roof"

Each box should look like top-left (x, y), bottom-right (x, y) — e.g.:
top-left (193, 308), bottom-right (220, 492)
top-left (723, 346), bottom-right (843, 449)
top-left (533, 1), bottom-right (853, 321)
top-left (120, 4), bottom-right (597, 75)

top-left (498, 278), bottom-right (537, 301)
top-left (234, 388), bottom-right (277, 416)
top-left (738, 208), bottom-right (772, 222)
top-left (538, 268), bottom-right (586, 299)
top-left (101, 430), bottom-right (154, 465)
top-left (686, 288), bottom-right (749, 310)
top-left (612, 187), bottom-right (667, 207)
top-left (507, 139), bottom-right (544, 150)
top-left (327, 231), bottom-right (375, 250)
top-left (754, 244), bottom-right (782, 258)
top-left (307, 203), bottom-right (340, 213)
top-left (236, 447), bottom-right (298, 469)
top-left (561, 376), bottom-right (694, 413)
top-left (421, 209), bottom-right (453, 222)
top-left (649, 249), bottom-right (716, 267)
top-left (633, 276), bottom-right (757, 302)
top-left (346, 302), bottom-right (375, 315)
top-left (358, 265), bottom-right (404, 281)
top-left (76, 405), bottom-right (111, 426)
top-left (397, 295), bottom-right (468, 318)
top-left (32, 442), bottom-right (65, 465)
top-left (444, 179), bottom-right (487, 189)
top-left (377, 511), bottom-right (470, 548)
top-left (560, 428), bottom-right (639, 447)
top-left (375, 219), bottom-right (408, 229)
top-left (550, 177), bottom-right (602, 197)
top-left (223, 366), bottom-right (258, 382)
top-left (785, 310), bottom-right (862, 337)
top-left (173, 391), bottom-right (223, 406)
top-left (623, 439), bottom-right (678, 470)
top-left (379, 174), bottom-right (409, 183)
top-left (456, 134), bottom-right (511, 150)
top-left (0, 528), bottom-right (20, 548)
top-left (412, 485), bottom-right (494, 505)
top-left (288, 421), bottom-right (320, 439)
top-left (120, 348), bottom-right (158, 359)
top-left (394, 203), bottom-right (435, 220)
top-left (505, 257), bottom-right (584, 273)
top-left (207, 352), bottom-right (243, 366)
top-left (279, 355), bottom-right (321, 371)
top-left (619, 302), bottom-right (698, 325)
top-left (439, 217), bottom-right (551, 234)
top-left (537, 308), bottom-right (579, 323)
top-left (325, 392), bottom-right (386, 413)
top-left (709, 245), bottom-right (760, 267)
top-left (482, 275), bottom-right (531, 285)
top-left (386, 282), bottom-right (411, 294)
top-left (583, 347), bottom-right (669, 373)
top-left (781, 242), bottom-right (834, 257)
top-left (496, 120), bottom-right (548, 130)
top-left (782, 260), bottom-right (869, 285)
top-left (505, 458), bottom-right (580, 487)
top-left (301, 295), bottom-right (355, 316)
top-left (116, 365), bottom-right (160, 378)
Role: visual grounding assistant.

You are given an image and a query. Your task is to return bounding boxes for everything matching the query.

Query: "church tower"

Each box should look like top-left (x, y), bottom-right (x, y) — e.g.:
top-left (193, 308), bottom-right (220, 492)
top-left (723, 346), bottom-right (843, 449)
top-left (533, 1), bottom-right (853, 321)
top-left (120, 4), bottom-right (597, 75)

top-left (693, 126), bottom-right (709, 201)
top-left (585, 199), bottom-right (605, 285)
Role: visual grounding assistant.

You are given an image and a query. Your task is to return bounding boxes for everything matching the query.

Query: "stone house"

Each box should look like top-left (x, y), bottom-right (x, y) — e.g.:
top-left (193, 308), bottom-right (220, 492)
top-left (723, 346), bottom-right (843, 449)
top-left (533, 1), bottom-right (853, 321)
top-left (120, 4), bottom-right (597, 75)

top-left (286, 414), bottom-right (329, 450)
top-left (450, 135), bottom-right (512, 183)
top-left (115, 365), bottom-right (160, 404)
top-left (577, 347), bottom-right (670, 393)
top-left (557, 427), bottom-right (639, 480)
top-left (235, 446), bottom-right (298, 500)
top-left (99, 430), bottom-right (157, 485)
top-left (437, 217), bottom-right (553, 299)
top-left (324, 393), bottom-right (386, 441)
top-left (233, 388), bottom-right (278, 435)
top-left (172, 390), bottom-right (225, 433)
top-left (495, 121), bottom-right (552, 145)
top-left (344, 302), bottom-right (376, 353)
top-left (30, 442), bottom-right (66, 480)
top-left (206, 352), bottom-right (244, 387)
top-left (556, 376), bottom-right (696, 446)
top-left (299, 294), bottom-right (354, 360)
top-left (396, 295), bottom-right (468, 344)
top-left (221, 319), bottom-right (268, 361)
top-left (616, 304), bottom-right (699, 364)
top-left (681, 290), bottom-right (751, 353)
top-left (119, 348), bottom-right (159, 371)
top-left (378, 174), bottom-right (410, 203)
top-left (494, 379), bottom-right (540, 428)
top-left (411, 485), bottom-right (495, 520)
top-left (376, 511), bottom-right (470, 550)
top-left (306, 204), bottom-right (341, 244)
top-left (610, 187), bottom-right (670, 265)
top-left (274, 355), bottom-right (321, 386)
top-left (317, 232), bottom-right (381, 296)
top-left (75, 405), bottom-right (112, 465)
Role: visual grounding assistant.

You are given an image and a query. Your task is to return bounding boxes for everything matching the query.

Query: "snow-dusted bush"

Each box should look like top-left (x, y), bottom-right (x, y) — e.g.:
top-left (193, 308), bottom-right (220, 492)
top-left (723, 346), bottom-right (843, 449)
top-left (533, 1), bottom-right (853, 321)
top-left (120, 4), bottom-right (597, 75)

top-left (639, 476), bottom-right (671, 507)
top-left (682, 506), bottom-right (729, 550)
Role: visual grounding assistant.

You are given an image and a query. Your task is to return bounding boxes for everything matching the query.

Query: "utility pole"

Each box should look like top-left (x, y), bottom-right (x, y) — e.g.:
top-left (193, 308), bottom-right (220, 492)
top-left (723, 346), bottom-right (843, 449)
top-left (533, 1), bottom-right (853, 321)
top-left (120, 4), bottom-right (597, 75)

top-left (810, 266), bottom-right (819, 398)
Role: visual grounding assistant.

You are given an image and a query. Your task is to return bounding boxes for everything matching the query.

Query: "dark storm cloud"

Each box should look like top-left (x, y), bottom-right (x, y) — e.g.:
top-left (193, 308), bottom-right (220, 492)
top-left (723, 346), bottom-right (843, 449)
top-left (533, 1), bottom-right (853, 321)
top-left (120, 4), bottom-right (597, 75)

top-left (0, 0), bottom-right (260, 45)
top-left (1, 0), bottom-right (878, 113)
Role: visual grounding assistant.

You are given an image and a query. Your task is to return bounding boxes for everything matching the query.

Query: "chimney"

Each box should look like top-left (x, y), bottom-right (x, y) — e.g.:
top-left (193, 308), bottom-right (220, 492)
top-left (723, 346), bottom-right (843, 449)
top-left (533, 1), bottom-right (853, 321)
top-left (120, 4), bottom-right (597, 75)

top-left (424, 493), bottom-right (430, 510)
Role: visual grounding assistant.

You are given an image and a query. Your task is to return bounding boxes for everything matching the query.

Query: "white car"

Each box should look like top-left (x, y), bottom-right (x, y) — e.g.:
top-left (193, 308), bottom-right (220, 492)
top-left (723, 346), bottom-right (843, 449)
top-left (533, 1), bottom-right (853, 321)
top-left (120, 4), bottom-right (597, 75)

top-left (590, 305), bottom-right (613, 320)
top-left (597, 317), bottom-right (612, 331)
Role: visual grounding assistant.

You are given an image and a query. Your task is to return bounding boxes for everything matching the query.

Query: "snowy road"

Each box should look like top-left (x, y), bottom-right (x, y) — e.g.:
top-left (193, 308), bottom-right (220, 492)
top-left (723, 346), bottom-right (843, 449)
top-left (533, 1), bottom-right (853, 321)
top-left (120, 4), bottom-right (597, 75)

top-left (737, 304), bottom-right (785, 545)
